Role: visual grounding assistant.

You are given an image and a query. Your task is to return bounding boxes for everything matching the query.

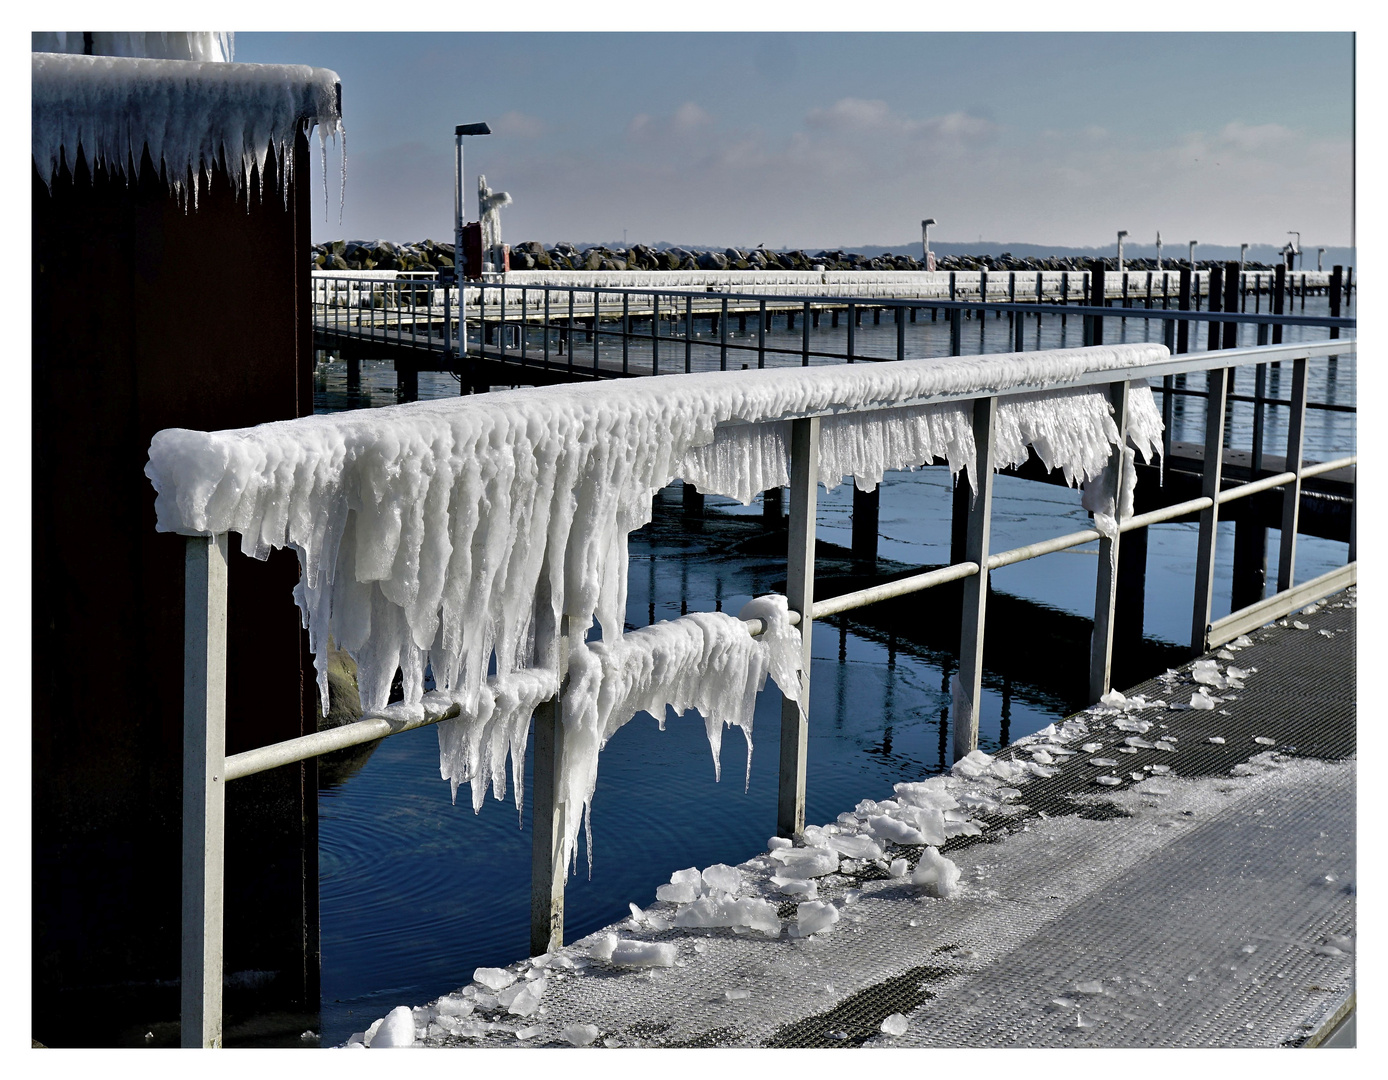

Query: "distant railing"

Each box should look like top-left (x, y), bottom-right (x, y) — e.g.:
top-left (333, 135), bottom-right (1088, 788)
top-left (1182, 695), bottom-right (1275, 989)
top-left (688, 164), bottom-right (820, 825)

top-left (186, 301), bottom-right (1356, 1046)
top-left (310, 265), bottom-right (1352, 385)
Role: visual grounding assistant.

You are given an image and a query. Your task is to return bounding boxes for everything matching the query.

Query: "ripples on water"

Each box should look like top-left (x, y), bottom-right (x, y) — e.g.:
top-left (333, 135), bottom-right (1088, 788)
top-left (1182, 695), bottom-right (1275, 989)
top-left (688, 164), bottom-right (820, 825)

top-left (314, 296), bottom-right (1353, 1043)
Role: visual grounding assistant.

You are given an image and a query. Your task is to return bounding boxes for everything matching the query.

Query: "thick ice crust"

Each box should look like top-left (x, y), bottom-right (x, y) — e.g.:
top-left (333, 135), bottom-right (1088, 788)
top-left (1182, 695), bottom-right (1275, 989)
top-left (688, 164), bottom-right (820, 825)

top-left (32, 52), bottom-right (342, 207)
top-left (145, 344), bottom-right (1166, 728)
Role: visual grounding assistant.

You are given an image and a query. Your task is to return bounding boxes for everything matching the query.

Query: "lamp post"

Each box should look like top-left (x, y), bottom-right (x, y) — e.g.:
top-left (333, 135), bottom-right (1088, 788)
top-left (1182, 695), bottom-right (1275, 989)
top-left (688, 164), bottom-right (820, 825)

top-left (1116, 230), bottom-right (1128, 273)
top-left (454, 122), bottom-right (492, 281)
top-left (1188, 240), bottom-right (1198, 268)
top-left (921, 218), bottom-right (936, 269)
top-left (1155, 231), bottom-right (1163, 270)
top-left (1287, 231), bottom-right (1301, 270)
top-left (1239, 243), bottom-right (1249, 271)
top-left (1317, 247), bottom-right (1326, 272)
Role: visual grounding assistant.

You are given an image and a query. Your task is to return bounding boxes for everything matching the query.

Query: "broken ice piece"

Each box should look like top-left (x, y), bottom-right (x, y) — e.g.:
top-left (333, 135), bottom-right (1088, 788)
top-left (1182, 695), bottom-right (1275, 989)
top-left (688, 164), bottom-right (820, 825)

top-left (1090, 758), bottom-right (1119, 767)
top-left (1153, 741), bottom-right (1177, 752)
top-left (1095, 776), bottom-right (1122, 786)
top-left (768, 836), bottom-right (793, 850)
top-left (880, 1013), bottom-right (909, 1036)
top-left (1075, 1014), bottom-right (1095, 1029)
top-left (1129, 772), bottom-right (1144, 781)
top-left (1217, 649), bottom-right (1236, 660)
top-left (1125, 737), bottom-right (1154, 748)
top-left (1100, 689), bottom-right (1128, 708)
top-left (1233, 635), bottom-right (1253, 647)
top-left (796, 901), bottom-right (840, 936)
top-left (473, 967), bottom-right (516, 991)
top-left (888, 858), bottom-right (909, 878)
top-left (1081, 742), bottom-right (1103, 753)
top-left (1074, 980), bottom-right (1104, 994)
top-left (1293, 621), bottom-right (1309, 630)
top-left (1190, 691), bottom-right (1216, 710)
top-left (1208, 736), bottom-right (1225, 744)
top-left (1240, 945), bottom-right (1257, 954)
top-left (1117, 747), bottom-right (1138, 754)
top-left (1148, 764), bottom-right (1172, 774)
top-left (724, 988), bottom-right (751, 1000)
top-left (515, 1025), bottom-right (541, 1041)
top-left (1050, 997), bottom-right (1076, 1009)
top-left (1254, 736), bottom-right (1275, 746)
top-left (911, 846), bottom-right (962, 898)
top-left (562, 1024), bottom-right (600, 1046)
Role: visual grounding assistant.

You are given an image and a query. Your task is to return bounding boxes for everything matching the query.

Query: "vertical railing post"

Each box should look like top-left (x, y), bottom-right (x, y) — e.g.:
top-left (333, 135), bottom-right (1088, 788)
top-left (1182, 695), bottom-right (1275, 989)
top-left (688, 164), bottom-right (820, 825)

top-left (757, 299), bottom-right (767, 368)
top-left (621, 291), bottom-right (629, 375)
top-left (953, 397), bottom-right (996, 764)
top-left (1276, 357), bottom-right (1309, 593)
top-left (1190, 366), bottom-right (1230, 653)
top-left (720, 296), bottom-right (729, 370)
top-left (530, 614), bottom-right (570, 957)
top-left (182, 533), bottom-right (228, 1048)
top-left (777, 416), bottom-right (819, 839)
top-left (685, 294), bottom-right (693, 373)
top-left (1089, 381), bottom-right (1130, 702)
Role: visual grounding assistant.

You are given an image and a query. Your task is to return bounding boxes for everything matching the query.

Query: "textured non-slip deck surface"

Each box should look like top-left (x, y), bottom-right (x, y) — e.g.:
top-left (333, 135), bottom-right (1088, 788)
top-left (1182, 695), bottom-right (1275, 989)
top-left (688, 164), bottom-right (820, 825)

top-left (416, 589), bottom-right (1355, 1049)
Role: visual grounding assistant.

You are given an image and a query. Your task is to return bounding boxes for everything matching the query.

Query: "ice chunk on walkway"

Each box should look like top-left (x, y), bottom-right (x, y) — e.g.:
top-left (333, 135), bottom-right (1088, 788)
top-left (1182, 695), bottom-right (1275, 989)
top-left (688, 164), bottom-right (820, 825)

top-left (770, 846), bottom-right (840, 878)
top-left (656, 867), bottom-right (702, 903)
top-left (911, 846), bottom-right (962, 898)
top-left (893, 779), bottom-right (958, 811)
top-left (881, 1013), bottom-right (909, 1036)
top-left (701, 863), bottom-right (742, 896)
top-left (795, 901), bottom-right (840, 936)
top-left (951, 748), bottom-right (994, 778)
top-left (827, 833), bottom-right (884, 860)
top-left (1190, 691), bottom-right (1216, 710)
top-left (367, 1006), bottom-right (416, 1048)
top-left (610, 940), bottom-right (678, 967)
top-left (674, 896), bottom-right (780, 936)
top-left (472, 967), bottom-right (515, 991)
top-left (771, 875), bottom-right (818, 898)
top-left (562, 1024), bottom-right (600, 1046)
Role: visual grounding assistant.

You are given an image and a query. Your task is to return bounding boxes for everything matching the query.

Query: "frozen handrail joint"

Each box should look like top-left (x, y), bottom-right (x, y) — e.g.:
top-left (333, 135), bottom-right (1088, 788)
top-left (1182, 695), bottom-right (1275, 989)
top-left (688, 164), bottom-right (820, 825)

top-left (32, 52), bottom-right (344, 212)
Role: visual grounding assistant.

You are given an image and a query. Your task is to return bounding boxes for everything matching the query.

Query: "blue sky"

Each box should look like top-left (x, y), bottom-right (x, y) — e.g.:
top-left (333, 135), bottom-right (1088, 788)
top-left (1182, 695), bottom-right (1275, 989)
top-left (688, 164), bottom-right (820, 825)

top-left (235, 31), bottom-right (1354, 250)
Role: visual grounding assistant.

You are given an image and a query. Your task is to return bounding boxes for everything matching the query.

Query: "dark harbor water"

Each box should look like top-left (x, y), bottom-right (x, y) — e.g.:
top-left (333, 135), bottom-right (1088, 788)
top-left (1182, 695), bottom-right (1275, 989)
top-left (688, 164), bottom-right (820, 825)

top-left (311, 296), bottom-right (1353, 1045)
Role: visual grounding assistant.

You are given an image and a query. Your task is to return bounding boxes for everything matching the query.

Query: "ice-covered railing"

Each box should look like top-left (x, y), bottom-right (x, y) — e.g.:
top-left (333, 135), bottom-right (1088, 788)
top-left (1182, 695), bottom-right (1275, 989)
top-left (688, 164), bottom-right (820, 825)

top-left (32, 52), bottom-right (343, 210)
top-left (163, 335), bottom-right (1361, 1046)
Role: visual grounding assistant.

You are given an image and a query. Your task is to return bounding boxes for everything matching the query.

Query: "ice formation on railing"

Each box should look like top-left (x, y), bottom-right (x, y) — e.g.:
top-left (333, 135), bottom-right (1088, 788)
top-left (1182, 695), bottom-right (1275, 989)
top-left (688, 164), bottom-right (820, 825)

top-left (32, 52), bottom-right (343, 211)
top-left (146, 345), bottom-right (1167, 865)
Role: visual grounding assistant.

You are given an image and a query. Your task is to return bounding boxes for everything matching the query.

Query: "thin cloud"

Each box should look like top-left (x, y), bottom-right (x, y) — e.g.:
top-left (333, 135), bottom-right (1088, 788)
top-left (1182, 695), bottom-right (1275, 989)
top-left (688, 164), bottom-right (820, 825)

top-left (491, 111), bottom-right (548, 139)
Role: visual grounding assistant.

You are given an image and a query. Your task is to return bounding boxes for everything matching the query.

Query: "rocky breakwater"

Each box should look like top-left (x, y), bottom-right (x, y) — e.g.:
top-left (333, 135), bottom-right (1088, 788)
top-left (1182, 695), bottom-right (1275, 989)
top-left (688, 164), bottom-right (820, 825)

top-left (313, 239), bottom-right (1283, 275)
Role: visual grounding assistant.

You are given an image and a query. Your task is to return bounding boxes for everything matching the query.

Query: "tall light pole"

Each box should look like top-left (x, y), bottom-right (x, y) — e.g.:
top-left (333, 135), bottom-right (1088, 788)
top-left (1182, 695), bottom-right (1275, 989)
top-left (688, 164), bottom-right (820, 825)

top-left (1188, 240), bottom-right (1198, 268)
top-left (1317, 247), bottom-right (1326, 271)
top-left (1288, 231), bottom-right (1301, 270)
top-left (921, 218), bottom-right (936, 269)
top-left (1116, 230), bottom-right (1129, 273)
top-left (454, 122), bottom-right (491, 280)
top-left (1155, 230), bottom-right (1163, 270)
top-left (1240, 243), bottom-right (1249, 271)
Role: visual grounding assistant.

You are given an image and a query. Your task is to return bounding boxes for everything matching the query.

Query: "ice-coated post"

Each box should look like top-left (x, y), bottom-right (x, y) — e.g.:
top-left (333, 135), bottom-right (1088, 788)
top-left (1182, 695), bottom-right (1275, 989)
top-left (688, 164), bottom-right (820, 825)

top-left (182, 533), bottom-right (228, 1048)
top-left (1089, 381), bottom-right (1130, 702)
top-left (1191, 368), bottom-right (1230, 653)
top-left (777, 416), bottom-right (819, 839)
top-left (953, 397), bottom-right (996, 764)
top-left (1276, 358), bottom-right (1309, 593)
top-left (530, 614), bottom-right (569, 956)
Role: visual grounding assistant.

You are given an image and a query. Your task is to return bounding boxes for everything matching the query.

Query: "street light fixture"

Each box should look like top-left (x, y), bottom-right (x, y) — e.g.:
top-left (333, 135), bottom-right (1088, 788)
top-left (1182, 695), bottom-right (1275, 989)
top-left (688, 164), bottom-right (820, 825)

top-left (1287, 231), bottom-right (1301, 270)
top-left (1116, 230), bottom-right (1128, 273)
top-left (1188, 240), bottom-right (1198, 268)
top-left (1317, 247), bottom-right (1326, 272)
top-left (1155, 231), bottom-right (1163, 270)
top-left (1239, 243), bottom-right (1249, 271)
top-left (921, 218), bottom-right (937, 268)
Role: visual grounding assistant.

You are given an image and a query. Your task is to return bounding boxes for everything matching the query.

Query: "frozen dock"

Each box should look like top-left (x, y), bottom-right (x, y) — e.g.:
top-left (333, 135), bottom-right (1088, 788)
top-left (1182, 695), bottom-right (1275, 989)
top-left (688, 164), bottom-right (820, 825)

top-left (391, 588), bottom-right (1354, 1050)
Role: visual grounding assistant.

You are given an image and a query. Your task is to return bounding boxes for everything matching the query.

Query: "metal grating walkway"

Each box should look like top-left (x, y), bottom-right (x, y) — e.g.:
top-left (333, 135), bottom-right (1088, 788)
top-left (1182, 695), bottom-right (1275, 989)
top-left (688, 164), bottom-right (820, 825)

top-left (414, 589), bottom-right (1355, 1049)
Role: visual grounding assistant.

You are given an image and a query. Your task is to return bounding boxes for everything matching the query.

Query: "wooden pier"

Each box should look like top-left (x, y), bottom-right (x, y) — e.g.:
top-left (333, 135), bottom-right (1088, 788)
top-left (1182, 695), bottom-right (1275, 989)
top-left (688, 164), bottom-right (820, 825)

top-left (412, 587), bottom-right (1355, 1049)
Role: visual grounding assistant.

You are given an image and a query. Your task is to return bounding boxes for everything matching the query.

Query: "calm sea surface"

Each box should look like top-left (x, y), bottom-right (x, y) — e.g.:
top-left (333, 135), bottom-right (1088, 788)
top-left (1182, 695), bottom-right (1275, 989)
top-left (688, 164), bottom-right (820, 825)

top-left (311, 293), bottom-right (1354, 1043)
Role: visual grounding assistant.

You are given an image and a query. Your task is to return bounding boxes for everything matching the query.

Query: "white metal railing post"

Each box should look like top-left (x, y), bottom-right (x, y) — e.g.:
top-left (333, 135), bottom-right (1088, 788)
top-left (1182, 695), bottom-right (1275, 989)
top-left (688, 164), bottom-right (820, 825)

top-left (1089, 381), bottom-right (1130, 701)
top-left (1276, 357), bottom-right (1309, 592)
top-left (777, 416), bottom-right (820, 839)
top-left (530, 614), bottom-right (570, 956)
top-left (1191, 367), bottom-right (1231, 652)
top-left (953, 397), bottom-right (997, 763)
top-left (182, 533), bottom-right (228, 1048)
